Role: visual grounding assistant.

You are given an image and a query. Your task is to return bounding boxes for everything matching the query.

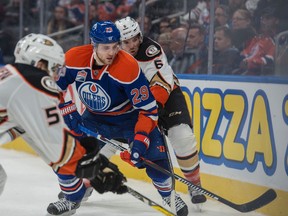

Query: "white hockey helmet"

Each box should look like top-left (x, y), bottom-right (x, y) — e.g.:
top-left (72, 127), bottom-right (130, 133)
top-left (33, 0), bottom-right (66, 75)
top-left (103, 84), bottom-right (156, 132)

top-left (115, 16), bottom-right (143, 41)
top-left (14, 33), bottom-right (65, 75)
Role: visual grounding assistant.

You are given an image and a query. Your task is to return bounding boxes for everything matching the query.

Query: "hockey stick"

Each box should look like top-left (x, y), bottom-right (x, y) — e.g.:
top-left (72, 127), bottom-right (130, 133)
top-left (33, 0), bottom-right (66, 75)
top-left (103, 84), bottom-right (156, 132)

top-left (141, 158), bottom-right (277, 213)
top-left (126, 185), bottom-right (176, 216)
top-left (79, 125), bottom-right (277, 213)
top-left (160, 128), bottom-right (176, 214)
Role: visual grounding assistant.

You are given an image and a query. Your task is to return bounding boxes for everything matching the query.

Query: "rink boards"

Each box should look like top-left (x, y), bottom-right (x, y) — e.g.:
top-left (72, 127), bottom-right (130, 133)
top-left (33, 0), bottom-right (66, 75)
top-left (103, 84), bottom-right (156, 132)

top-left (2, 74), bottom-right (288, 216)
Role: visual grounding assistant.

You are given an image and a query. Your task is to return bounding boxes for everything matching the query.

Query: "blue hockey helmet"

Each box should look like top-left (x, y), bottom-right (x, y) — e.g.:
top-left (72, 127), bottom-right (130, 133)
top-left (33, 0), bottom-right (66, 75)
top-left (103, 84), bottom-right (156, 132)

top-left (90, 21), bottom-right (121, 46)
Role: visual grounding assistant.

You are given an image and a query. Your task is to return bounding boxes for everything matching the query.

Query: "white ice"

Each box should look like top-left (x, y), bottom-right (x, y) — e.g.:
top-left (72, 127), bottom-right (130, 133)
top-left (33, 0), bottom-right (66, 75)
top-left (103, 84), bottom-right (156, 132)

top-left (0, 149), bottom-right (264, 216)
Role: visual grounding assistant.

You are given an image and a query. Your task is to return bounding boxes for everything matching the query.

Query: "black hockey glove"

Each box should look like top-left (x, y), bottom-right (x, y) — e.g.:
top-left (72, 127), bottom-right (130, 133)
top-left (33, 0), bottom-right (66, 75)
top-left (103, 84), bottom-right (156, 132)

top-left (90, 156), bottom-right (128, 194)
top-left (75, 137), bottom-right (101, 179)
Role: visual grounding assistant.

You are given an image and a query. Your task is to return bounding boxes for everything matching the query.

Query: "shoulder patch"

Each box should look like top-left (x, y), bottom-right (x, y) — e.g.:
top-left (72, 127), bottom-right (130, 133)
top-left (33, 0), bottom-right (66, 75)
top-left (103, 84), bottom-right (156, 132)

top-left (146, 45), bottom-right (160, 57)
top-left (41, 76), bottom-right (58, 93)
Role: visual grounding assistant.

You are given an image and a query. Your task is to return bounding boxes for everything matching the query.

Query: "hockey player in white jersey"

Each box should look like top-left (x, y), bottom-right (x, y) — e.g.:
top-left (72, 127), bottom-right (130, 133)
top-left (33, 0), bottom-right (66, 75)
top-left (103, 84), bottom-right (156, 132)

top-left (115, 16), bottom-right (207, 206)
top-left (0, 33), bottom-right (127, 215)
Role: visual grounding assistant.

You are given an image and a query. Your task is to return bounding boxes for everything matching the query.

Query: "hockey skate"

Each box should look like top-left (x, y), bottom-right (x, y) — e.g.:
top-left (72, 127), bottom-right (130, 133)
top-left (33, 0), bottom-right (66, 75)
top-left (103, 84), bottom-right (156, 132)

top-left (189, 187), bottom-right (206, 211)
top-left (47, 198), bottom-right (80, 216)
top-left (162, 193), bottom-right (188, 216)
top-left (58, 187), bottom-right (93, 202)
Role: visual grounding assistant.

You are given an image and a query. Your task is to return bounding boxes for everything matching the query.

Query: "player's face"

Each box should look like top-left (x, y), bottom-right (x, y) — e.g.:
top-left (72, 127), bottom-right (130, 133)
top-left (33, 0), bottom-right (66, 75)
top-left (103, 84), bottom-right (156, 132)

top-left (120, 35), bottom-right (141, 56)
top-left (36, 60), bottom-right (49, 73)
top-left (94, 42), bottom-right (120, 65)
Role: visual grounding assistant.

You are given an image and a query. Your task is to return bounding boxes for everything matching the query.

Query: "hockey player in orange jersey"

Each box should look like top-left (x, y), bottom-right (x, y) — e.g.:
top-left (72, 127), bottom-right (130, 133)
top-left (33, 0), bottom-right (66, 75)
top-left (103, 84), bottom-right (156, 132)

top-left (115, 16), bottom-right (207, 207)
top-left (56, 21), bottom-right (188, 216)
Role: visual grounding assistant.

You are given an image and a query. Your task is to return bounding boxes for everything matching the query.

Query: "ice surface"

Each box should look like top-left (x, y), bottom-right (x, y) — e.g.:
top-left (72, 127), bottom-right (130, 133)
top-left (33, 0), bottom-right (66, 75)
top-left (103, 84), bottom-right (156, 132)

top-left (0, 149), bottom-right (264, 216)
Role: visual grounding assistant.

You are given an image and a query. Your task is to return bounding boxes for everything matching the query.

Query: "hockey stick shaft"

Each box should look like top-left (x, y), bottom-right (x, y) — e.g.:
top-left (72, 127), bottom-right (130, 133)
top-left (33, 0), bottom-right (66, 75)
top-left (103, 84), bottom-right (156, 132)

top-left (160, 128), bottom-right (176, 214)
top-left (126, 185), bottom-right (176, 216)
top-left (79, 125), bottom-right (277, 213)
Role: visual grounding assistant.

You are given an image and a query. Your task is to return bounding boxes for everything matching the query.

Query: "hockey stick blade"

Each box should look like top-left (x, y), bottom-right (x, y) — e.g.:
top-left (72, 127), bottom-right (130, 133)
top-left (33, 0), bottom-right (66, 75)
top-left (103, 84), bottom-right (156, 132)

top-left (79, 125), bottom-right (277, 213)
top-left (143, 158), bottom-right (277, 213)
top-left (127, 185), bottom-right (176, 216)
top-left (222, 188), bottom-right (277, 213)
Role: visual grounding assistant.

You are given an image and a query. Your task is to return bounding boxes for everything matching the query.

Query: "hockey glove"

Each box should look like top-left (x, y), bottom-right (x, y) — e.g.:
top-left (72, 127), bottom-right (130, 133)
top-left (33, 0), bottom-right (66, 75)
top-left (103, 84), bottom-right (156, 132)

top-left (59, 101), bottom-right (83, 135)
top-left (75, 137), bottom-right (101, 179)
top-left (120, 132), bottom-right (150, 168)
top-left (90, 156), bottom-right (128, 194)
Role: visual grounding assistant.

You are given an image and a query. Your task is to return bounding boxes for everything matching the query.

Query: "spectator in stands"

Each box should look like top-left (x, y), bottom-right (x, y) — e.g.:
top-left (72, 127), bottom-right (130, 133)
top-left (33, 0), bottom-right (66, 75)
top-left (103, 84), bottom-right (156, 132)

top-left (169, 27), bottom-right (193, 74)
top-left (245, 0), bottom-right (260, 16)
top-left (228, 0), bottom-right (247, 18)
top-left (68, 0), bottom-right (85, 25)
top-left (213, 26), bottom-right (241, 74)
top-left (185, 24), bottom-right (208, 74)
top-left (97, 1), bottom-right (117, 22)
top-left (47, 5), bottom-right (75, 39)
top-left (89, 3), bottom-right (98, 28)
top-left (258, 7), bottom-right (280, 38)
top-left (237, 7), bottom-right (277, 75)
top-left (182, 0), bottom-right (208, 24)
top-left (157, 32), bottom-right (173, 62)
top-left (231, 9), bottom-right (256, 52)
top-left (159, 17), bottom-right (173, 34)
top-left (215, 4), bottom-right (230, 28)
top-left (116, 0), bottom-right (138, 19)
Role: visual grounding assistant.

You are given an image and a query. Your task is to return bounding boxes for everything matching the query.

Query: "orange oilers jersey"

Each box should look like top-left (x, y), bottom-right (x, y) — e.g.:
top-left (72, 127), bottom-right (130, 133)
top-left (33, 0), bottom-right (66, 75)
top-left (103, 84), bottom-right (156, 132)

top-left (56, 45), bottom-right (158, 135)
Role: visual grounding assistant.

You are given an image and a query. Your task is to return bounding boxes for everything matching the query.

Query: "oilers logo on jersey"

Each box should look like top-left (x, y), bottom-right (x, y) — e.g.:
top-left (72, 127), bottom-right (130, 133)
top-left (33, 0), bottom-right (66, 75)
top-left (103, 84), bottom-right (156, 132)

top-left (78, 81), bottom-right (111, 112)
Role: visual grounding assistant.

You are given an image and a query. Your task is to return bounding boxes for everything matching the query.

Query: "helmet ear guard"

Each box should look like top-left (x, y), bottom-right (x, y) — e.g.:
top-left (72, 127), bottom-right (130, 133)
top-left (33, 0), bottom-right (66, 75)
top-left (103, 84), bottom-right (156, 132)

top-left (14, 33), bottom-right (64, 75)
top-left (89, 21), bottom-right (121, 46)
top-left (115, 16), bottom-right (143, 42)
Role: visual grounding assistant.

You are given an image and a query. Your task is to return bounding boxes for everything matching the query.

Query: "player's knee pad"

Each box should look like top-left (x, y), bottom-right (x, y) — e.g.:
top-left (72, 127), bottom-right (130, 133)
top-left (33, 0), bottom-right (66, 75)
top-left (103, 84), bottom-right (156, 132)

top-left (167, 124), bottom-right (197, 157)
top-left (0, 164), bottom-right (7, 195)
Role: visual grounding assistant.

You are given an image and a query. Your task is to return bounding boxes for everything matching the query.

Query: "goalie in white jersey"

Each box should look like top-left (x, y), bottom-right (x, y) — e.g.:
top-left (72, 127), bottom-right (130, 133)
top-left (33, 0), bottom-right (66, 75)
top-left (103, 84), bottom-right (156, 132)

top-left (0, 33), bottom-right (127, 216)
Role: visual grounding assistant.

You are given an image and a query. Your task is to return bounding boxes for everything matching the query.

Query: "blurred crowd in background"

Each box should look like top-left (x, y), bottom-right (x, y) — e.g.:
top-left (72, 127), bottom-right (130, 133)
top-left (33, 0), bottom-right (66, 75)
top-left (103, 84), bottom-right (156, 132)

top-left (1, 0), bottom-right (288, 76)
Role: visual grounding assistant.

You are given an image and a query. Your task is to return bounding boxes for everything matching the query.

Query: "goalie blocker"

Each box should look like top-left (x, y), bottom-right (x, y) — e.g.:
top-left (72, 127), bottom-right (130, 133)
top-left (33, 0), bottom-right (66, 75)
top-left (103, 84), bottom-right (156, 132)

top-left (75, 137), bottom-right (127, 195)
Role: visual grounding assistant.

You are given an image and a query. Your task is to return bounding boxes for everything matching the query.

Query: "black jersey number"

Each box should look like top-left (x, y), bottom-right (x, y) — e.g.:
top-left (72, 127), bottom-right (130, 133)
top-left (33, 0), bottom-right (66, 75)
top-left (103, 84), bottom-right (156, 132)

top-left (45, 106), bottom-right (60, 126)
top-left (154, 59), bottom-right (163, 69)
